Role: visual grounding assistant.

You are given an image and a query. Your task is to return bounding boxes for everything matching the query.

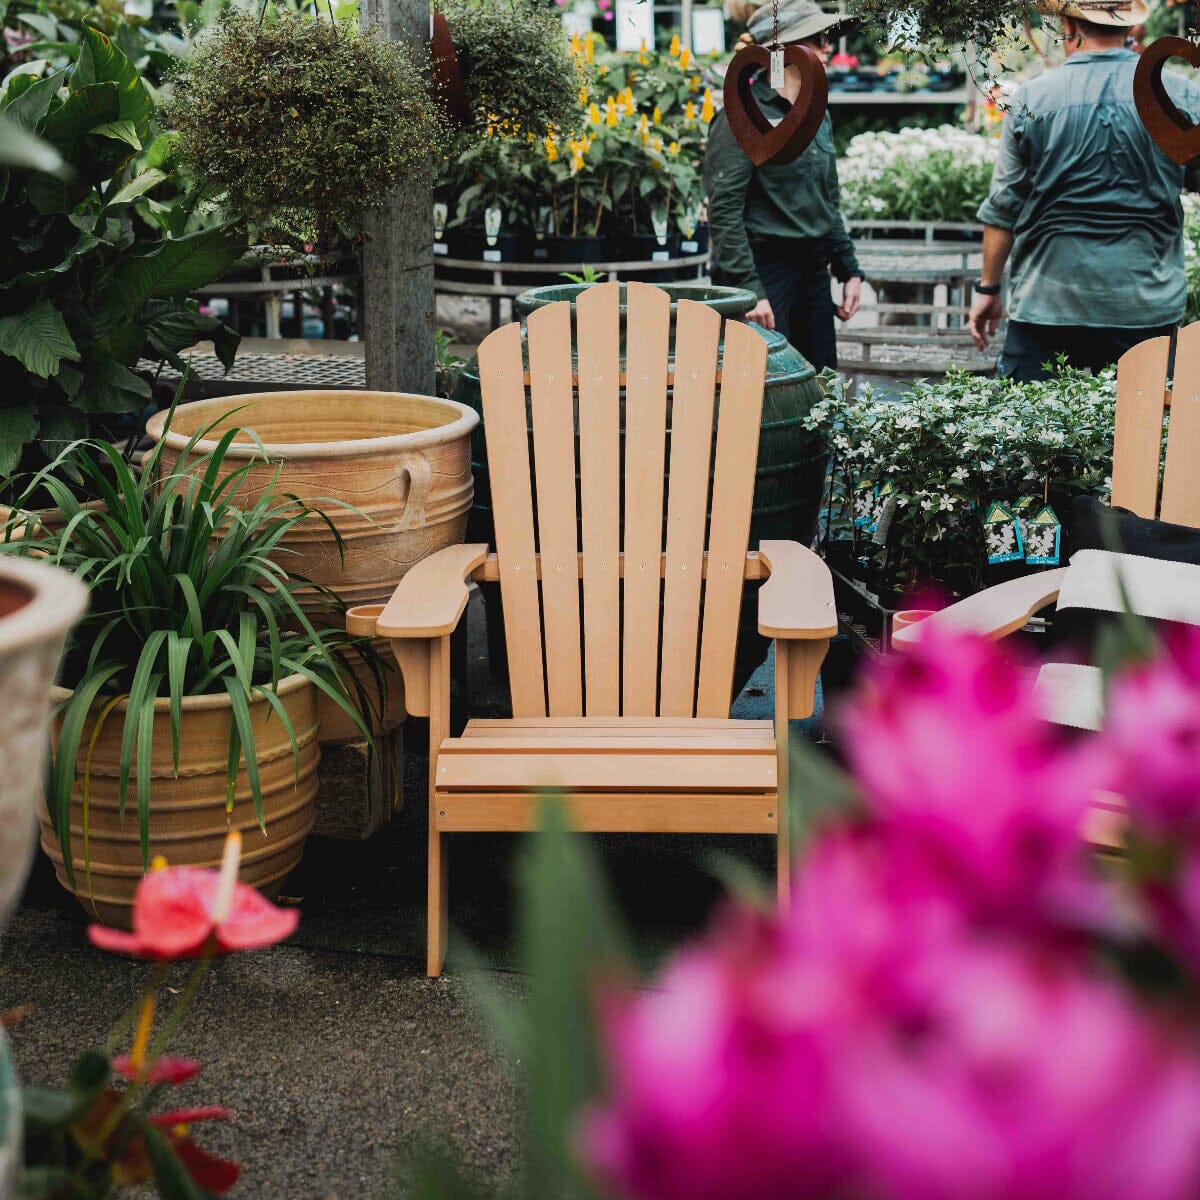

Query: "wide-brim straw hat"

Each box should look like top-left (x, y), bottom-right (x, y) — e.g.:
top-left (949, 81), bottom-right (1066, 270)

top-left (1035, 0), bottom-right (1149, 26)
top-left (747, 0), bottom-right (844, 44)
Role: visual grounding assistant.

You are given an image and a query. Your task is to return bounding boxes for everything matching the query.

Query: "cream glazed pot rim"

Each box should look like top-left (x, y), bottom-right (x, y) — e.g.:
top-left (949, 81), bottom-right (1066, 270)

top-left (144, 391), bottom-right (480, 461)
top-left (0, 557), bottom-right (88, 660)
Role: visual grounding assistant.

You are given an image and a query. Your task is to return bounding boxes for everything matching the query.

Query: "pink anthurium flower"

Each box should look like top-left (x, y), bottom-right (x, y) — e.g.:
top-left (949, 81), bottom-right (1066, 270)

top-left (88, 831), bottom-right (299, 960)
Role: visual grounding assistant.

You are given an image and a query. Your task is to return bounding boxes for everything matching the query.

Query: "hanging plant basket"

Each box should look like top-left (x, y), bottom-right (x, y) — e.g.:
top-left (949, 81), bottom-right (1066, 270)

top-left (440, 0), bottom-right (585, 140)
top-left (164, 11), bottom-right (446, 247)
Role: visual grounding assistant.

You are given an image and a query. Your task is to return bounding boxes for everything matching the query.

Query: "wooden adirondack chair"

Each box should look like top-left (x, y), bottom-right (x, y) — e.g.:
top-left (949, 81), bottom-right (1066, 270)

top-left (893, 320), bottom-right (1200, 731)
top-left (347, 281), bottom-right (837, 976)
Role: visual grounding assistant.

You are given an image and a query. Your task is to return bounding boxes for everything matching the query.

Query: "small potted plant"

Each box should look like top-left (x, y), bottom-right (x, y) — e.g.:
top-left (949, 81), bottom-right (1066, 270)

top-left (3, 421), bottom-right (383, 928)
top-left (163, 10), bottom-right (445, 250)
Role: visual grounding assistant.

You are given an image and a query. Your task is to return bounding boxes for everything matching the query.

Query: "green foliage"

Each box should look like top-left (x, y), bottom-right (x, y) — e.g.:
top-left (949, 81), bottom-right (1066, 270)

top-left (442, 0), bottom-right (584, 142)
top-left (845, 0), bottom-right (1036, 56)
top-left (163, 11), bottom-right (445, 247)
top-left (805, 364), bottom-right (1120, 592)
top-left (1, 412), bottom-right (382, 875)
top-left (434, 328), bottom-right (466, 398)
top-left (0, 26), bottom-right (243, 488)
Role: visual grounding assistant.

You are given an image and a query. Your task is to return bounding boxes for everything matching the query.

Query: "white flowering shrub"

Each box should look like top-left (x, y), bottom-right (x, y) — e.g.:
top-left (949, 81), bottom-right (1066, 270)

top-left (805, 365), bottom-right (1118, 592)
top-left (838, 126), bottom-right (999, 223)
top-left (1184, 192), bottom-right (1200, 324)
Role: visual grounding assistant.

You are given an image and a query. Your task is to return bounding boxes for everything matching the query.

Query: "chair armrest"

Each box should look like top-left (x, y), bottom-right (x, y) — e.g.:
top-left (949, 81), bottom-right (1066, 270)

top-left (891, 567), bottom-right (1067, 649)
top-left (758, 540), bottom-right (838, 639)
top-left (345, 544), bottom-right (490, 639)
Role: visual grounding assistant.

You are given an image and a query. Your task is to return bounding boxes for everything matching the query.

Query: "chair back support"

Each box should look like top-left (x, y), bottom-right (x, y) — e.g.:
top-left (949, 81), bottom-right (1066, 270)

top-left (476, 281), bottom-right (770, 720)
top-left (1112, 320), bottom-right (1200, 527)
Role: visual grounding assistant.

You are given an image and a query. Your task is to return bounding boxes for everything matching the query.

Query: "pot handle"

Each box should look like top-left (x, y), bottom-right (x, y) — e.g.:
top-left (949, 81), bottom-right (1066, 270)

top-left (396, 455), bottom-right (433, 530)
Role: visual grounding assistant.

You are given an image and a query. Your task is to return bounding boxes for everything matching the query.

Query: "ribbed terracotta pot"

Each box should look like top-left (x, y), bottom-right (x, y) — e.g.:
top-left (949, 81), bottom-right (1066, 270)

top-left (40, 672), bottom-right (320, 929)
top-left (144, 391), bottom-right (479, 740)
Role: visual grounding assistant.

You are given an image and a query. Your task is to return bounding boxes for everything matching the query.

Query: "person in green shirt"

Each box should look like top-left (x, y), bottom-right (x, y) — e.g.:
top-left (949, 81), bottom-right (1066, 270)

top-left (969, 0), bottom-right (1200, 381)
top-left (705, 0), bottom-right (862, 371)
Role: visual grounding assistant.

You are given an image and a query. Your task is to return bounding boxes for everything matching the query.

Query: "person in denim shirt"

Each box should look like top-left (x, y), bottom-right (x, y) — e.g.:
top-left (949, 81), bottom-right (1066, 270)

top-left (705, 0), bottom-right (862, 370)
top-left (969, 0), bottom-right (1200, 380)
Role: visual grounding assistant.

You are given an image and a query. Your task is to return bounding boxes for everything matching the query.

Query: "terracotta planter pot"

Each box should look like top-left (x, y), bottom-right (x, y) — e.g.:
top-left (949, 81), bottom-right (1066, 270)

top-left (144, 391), bottom-right (479, 740)
top-left (40, 672), bottom-right (320, 929)
top-left (0, 559), bottom-right (88, 929)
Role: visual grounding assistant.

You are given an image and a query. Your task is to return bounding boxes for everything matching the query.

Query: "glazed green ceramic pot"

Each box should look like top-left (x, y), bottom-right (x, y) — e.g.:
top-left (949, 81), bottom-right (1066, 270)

top-left (451, 283), bottom-right (829, 550)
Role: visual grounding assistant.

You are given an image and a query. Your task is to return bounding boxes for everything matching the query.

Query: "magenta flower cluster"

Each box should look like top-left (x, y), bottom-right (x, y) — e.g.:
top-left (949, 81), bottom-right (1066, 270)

top-left (582, 625), bottom-right (1200, 1200)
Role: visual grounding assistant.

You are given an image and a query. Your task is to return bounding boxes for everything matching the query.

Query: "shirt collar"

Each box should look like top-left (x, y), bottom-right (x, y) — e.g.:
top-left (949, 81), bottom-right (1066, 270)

top-left (1062, 47), bottom-right (1136, 65)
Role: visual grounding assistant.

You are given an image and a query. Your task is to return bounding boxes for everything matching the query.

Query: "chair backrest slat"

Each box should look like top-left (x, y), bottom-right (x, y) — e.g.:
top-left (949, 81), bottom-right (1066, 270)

top-left (1112, 334), bottom-right (1170, 518)
top-left (658, 300), bottom-right (721, 717)
top-left (477, 283), bottom-right (769, 722)
top-left (696, 320), bottom-right (768, 717)
top-left (576, 283), bottom-right (622, 715)
top-left (1161, 321), bottom-right (1200, 528)
top-left (621, 283), bottom-right (671, 716)
top-left (477, 321), bottom-right (547, 717)
top-left (528, 301), bottom-right (584, 716)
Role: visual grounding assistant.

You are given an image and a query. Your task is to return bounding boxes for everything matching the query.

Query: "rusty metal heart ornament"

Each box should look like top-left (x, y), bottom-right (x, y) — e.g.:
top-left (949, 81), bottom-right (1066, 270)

top-left (432, 10), bottom-right (472, 128)
top-left (1133, 36), bottom-right (1200, 165)
top-left (721, 42), bottom-right (828, 167)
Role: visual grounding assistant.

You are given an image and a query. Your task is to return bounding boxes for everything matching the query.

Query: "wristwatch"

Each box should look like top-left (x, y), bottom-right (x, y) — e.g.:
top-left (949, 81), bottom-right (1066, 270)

top-left (974, 279), bottom-right (1001, 296)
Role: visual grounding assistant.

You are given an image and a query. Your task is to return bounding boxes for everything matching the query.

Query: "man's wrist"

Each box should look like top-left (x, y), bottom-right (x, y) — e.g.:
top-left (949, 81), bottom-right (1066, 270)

top-left (974, 279), bottom-right (1001, 296)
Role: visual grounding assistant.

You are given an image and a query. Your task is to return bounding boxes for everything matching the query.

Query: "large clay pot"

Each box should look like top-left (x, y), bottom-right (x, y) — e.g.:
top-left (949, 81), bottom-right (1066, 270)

top-left (144, 391), bottom-right (479, 611)
top-left (452, 283), bottom-right (829, 550)
top-left (40, 672), bottom-right (320, 929)
top-left (144, 391), bottom-right (479, 740)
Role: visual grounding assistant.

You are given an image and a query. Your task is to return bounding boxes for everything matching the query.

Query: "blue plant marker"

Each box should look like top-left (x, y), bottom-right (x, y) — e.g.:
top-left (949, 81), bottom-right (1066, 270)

top-left (1024, 504), bottom-right (1062, 566)
top-left (983, 500), bottom-right (1024, 564)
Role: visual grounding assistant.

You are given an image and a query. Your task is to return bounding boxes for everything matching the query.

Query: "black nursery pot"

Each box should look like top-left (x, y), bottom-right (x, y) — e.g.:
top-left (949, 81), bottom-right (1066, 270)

top-left (678, 224), bottom-right (709, 256)
top-left (549, 234), bottom-right (609, 263)
top-left (613, 232), bottom-right (681, 262)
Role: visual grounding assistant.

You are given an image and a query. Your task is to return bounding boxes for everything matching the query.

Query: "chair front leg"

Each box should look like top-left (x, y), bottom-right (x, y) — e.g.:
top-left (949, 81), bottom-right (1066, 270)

top-left (773, 636), bottom-right (830, 908)
top-left (426, 634), bottom-right (452, 978)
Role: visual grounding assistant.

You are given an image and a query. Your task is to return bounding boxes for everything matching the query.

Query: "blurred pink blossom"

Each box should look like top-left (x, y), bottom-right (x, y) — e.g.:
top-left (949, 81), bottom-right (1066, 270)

top-left (839, 626), bottom-right (1107, 933)
top-left (582, 826), bottom-right (1200, 1200)
top-left (1104, 625), bottom-right (1200, 837)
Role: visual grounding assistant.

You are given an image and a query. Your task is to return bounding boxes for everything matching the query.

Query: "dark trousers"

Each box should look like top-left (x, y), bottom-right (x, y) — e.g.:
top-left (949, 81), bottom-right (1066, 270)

top-left (997, 320), bottom-right (1177, 383)
top-left (751, 248), bottom-right (838, 373)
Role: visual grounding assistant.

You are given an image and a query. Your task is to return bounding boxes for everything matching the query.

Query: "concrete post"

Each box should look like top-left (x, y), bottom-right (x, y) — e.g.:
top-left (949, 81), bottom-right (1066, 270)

top-left (360, 0), bottom-right (436, 396)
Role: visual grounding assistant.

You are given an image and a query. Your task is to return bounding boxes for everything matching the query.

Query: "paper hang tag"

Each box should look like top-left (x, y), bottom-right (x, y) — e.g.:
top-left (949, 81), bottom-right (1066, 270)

top-left (433, 202), bottom-right (448, 239)
top-left (651, 210), bottom-right (669, 243)
top-left (1024, 504), bottom-right (1062, 566)
top-left (769, 45), bottom-right (785, 89)
top-left (983, 500), bottom-right (1025, 565)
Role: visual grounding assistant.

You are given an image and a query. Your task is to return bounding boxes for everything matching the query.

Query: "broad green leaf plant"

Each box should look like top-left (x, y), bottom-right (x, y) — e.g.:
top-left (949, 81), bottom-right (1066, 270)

top-left (0, 25), bottom-right (244, 487)
top-left (0, 409), bottom-right (384, 882)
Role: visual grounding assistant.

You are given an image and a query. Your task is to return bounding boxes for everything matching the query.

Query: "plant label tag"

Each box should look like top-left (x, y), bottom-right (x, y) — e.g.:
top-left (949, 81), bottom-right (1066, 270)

top-left (681, 240), bottom-right (698, 253)
top-left (483, 249), bottom-right (502, 262)
top-left (770, 46), bottom-right (785, 89)
top-left (853, 479), bottom-right (876, 532)
top-left (484, 205), bottom-right (503, 245)
top-left (651, 210), bottom-right (670, 242)
top-left (652, 250), bottom-right (670, 261)
top-left (1024, 504), bottom-right (1062, 566)
top-left (983, 500), bottom-right (1024, 564)
top-left (433, 202), bottom-right (448, 238)
top-left (434, 242), bottom-right (449, 256)
top-left (533, 247), bottom-right (549, 260)
top-left (871, 481), bottom-right (897, 546)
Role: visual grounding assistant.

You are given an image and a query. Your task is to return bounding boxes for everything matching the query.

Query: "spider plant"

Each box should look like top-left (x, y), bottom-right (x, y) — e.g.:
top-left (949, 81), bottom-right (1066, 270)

top-left (1, 412), bottom-right (386, 882)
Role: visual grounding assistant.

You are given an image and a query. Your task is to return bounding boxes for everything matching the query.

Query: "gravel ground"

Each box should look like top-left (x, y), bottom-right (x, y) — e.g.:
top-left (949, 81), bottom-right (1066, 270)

top-left (1, 590), bottom-right (824, 1199)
